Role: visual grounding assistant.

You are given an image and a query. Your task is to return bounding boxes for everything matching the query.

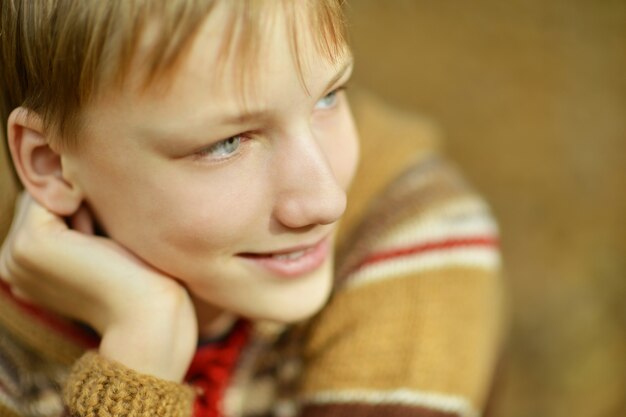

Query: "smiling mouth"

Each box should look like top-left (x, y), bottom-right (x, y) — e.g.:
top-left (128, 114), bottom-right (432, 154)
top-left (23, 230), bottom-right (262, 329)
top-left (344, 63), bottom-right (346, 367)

top-left (237, 237), bottom-right (331, 278)
top-left (240, 239), bottom-right (320, 258)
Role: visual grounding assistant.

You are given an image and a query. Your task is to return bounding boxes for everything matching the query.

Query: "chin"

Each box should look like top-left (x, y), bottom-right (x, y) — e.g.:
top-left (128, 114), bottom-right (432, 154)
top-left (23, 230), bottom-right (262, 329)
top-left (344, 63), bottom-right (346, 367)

top-left (249, 275), bottom-right (334, 324)
top-left (187, 255), bottom-right (335, 325)
top-left (243, 261), bottom-right (335, 324)
top-left (271, 289), bottom-right (331, 323)
top-left (278, 259), bottom-right (336, 323)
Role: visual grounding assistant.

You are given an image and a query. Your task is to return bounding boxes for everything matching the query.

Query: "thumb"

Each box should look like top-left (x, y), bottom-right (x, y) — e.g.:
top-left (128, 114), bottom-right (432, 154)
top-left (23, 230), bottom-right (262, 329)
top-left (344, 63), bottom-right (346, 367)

top-left (69, 204), bottom-right (95, 235)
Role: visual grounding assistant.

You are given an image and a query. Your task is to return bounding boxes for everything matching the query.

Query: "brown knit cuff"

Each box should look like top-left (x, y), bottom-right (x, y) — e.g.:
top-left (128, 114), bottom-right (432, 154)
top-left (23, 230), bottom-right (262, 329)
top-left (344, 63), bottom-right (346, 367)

top-left (63, 351), bottom-right (196, 417)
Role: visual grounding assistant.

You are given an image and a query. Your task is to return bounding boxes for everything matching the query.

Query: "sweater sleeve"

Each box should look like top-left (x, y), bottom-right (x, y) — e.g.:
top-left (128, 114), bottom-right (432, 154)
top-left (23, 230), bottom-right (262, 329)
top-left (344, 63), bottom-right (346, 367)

top-left (296, 156), bottom-right (507, 417)
top-left (63, 351), bottom-right (196, 417)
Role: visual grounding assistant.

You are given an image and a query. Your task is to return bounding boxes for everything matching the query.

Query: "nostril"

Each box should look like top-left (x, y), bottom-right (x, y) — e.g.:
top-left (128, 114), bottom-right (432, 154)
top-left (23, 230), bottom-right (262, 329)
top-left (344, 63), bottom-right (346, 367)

top-left (273, 186), bottom-right (346, 229)
top-left (317, 191), bottom-right (347, 225)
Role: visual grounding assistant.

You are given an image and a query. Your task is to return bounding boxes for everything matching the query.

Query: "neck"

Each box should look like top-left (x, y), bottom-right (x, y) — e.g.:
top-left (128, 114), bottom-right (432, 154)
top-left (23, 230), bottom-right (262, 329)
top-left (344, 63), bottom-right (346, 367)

top-left (192, 297), bottom-right (238, 340)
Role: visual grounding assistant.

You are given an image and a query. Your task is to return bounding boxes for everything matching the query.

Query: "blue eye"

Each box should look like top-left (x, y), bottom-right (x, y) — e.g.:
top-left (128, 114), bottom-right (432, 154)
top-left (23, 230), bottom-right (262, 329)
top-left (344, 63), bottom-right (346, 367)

top-left (315, 89), bottom-right (340, 110)
top-left (199, 135), bottom-right (241, 158)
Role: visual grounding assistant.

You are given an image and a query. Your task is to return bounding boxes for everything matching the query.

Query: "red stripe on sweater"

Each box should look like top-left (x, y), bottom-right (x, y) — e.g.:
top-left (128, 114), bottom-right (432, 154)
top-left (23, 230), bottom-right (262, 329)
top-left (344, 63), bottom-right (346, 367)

top-left (0, 279), bottom-right (99, 349)
top-left (356, 235), bottom-right (499, 271)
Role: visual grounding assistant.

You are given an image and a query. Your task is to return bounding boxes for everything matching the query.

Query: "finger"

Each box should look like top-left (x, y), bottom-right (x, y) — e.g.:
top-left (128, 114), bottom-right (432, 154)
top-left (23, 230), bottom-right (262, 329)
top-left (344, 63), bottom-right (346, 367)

top-left (0, 196), bottom-right (24, 271)
top-left (17, 192), bottom-right (74, 236)
top-left (2, 192), bottom-right (31, 245)
top-left (69, 204), bottom-right (95, 235)
top-left (0, 237), bottom-right (10, 278)
top-left (10, 192), bottom-right (46, 231)
top-left (0, 255), bottom-right (9, 280)
top-left (0, 223), bottom-right (10, 277)
top-left (12, 191), bottom-right (30, 223)
top-left (8, 286), bottom-right (34, 303)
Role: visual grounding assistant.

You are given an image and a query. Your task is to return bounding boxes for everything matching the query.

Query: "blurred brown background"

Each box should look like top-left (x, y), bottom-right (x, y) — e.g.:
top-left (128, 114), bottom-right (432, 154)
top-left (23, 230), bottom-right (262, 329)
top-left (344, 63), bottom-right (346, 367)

top-left (0, 1), bottom-right (624, 416)
top-left (347, 1), bottom-right (625, 416)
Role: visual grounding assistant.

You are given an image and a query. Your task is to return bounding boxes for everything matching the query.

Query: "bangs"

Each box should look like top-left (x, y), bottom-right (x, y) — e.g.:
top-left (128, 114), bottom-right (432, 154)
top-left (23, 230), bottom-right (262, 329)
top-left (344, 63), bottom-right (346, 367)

top-left (1, 0), bottom-right (349, 149)
top-left (133, 0), bottom-right (351, 105)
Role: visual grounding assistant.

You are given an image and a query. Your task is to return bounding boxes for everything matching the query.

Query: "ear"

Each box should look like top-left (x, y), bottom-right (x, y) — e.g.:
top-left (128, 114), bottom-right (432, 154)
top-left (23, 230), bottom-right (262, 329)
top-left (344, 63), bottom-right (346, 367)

top-left (7, 108), bottom-right (83, 216)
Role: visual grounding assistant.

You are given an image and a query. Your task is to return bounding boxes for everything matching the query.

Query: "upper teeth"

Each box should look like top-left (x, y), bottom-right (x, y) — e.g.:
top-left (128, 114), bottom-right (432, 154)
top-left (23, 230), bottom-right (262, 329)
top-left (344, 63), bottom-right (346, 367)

top-left (273, 249), bottom-right (307, 260)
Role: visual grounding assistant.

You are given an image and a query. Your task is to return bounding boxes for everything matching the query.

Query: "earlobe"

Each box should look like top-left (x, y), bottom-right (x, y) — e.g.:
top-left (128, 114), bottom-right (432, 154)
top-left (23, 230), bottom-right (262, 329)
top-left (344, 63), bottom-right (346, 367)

top-left (7, 108), bottom-right (83, 216)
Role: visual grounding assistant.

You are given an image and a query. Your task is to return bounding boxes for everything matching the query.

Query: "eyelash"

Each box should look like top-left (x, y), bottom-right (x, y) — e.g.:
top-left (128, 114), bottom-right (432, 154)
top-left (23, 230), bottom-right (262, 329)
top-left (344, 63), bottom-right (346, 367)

top-left (192, 84), bottom-right (348, 162)
top-left (193, 134), bottom-right (249, 161)
top-left (316, 85), bottom-right (348, 110)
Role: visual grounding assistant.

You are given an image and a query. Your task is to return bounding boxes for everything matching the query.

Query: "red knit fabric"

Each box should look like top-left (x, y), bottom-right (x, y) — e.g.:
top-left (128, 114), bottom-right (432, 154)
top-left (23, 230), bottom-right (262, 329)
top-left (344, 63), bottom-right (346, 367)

top-left (186, 320), bottom-right (251, 417)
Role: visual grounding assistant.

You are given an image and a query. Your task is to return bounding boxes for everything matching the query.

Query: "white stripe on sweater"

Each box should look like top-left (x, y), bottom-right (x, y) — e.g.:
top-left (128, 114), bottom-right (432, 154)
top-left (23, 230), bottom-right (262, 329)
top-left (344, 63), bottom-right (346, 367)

top-left (346, 247), bottom-right (500, 290)
top-left (370, 196), bottom-right (498, 253)
top-left (302, 388), bottom-right (479, 417)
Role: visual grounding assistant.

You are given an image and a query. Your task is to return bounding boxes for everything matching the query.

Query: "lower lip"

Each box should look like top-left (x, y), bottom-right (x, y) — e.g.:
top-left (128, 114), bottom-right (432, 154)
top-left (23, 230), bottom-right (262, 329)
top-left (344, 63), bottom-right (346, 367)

top-left (238, 238), bottom-right (330, 278)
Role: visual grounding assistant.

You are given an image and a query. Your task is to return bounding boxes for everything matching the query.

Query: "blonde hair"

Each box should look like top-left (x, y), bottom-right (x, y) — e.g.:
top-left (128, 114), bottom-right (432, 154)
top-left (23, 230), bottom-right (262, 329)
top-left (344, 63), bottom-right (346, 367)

top-left (0, 0), bottom-right (348, 239)
top-left (0, 0), bottom-right (348, 148)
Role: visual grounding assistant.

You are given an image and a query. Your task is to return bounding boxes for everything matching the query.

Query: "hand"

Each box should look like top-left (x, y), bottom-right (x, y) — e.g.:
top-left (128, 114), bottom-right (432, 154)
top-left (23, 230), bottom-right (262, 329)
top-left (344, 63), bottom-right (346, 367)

top-left (0, 193), bottom-right (198, 382)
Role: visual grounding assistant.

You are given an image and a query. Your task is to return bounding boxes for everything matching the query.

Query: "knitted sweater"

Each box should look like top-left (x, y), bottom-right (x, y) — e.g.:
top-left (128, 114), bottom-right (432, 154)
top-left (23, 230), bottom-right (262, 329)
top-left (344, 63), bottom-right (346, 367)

top-left (0, 91), bottom-right (506, 417)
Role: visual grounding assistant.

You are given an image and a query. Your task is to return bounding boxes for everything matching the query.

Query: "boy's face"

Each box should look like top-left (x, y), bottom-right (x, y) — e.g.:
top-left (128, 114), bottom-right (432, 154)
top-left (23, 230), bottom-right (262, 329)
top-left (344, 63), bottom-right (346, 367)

top-left (62, 5), bottom-right (358, 323)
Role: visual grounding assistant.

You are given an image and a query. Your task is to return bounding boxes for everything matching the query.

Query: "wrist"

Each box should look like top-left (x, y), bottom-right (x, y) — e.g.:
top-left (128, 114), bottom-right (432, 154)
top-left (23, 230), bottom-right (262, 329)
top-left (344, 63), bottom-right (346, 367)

top-left (99, 289), bottom-right (198, 382)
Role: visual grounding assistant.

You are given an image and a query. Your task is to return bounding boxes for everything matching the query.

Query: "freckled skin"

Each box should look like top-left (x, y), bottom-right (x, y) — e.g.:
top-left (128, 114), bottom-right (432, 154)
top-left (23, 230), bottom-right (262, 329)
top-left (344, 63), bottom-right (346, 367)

top-left (61, 3), bottom-right (359, 325)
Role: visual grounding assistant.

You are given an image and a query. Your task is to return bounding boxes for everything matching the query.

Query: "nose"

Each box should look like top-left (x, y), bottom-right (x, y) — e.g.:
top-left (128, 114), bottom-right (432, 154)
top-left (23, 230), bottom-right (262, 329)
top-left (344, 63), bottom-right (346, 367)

top-left (271, 130), bottom-right (347, 230)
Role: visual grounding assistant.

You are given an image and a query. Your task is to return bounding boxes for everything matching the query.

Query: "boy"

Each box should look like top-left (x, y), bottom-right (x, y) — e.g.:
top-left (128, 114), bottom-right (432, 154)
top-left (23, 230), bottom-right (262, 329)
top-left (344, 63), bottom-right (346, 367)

top-left (0, 1), bottom-right (506, 416)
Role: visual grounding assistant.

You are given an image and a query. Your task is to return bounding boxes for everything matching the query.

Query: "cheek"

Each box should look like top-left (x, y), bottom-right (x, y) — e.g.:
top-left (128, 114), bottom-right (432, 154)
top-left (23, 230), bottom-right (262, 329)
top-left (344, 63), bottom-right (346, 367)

top-left (324, 107), bottom-right (360, 191)
top-left (144, 171), bottom-right (272, 280)
top-left (75, 150), bottom-right (270, 269)
top-left (157, 175), bottom-right (264, 253)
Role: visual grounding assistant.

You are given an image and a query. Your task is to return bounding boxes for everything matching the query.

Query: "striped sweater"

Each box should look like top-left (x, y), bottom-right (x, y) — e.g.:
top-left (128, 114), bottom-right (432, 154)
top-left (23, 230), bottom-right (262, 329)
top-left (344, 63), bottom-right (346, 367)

top-left (0, 90), bottom-right (506, 417)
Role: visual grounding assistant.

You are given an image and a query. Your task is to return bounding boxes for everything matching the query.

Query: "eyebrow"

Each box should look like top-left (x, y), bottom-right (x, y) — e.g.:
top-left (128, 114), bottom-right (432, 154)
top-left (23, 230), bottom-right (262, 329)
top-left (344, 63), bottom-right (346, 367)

top-left (219, 58), bottom-right (354, 126)
top-left (321, 58), bottom-right (354, 97)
